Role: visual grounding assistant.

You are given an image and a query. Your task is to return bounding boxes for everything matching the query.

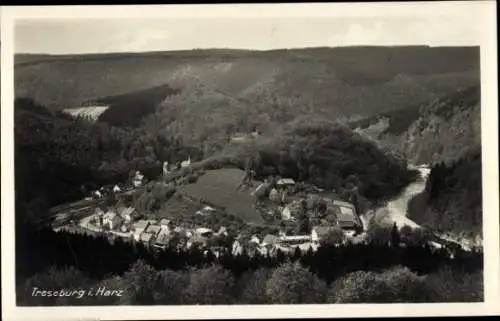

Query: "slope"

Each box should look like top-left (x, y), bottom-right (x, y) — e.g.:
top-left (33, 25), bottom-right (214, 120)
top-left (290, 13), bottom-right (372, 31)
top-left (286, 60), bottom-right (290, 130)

top-left (16, 46), bottom-right (479, 123)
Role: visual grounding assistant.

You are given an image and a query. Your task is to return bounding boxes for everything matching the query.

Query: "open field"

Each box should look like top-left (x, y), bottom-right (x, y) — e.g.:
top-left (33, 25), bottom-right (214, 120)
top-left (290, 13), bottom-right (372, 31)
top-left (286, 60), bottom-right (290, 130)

top-left (182, 168), bottom-right (264, 224)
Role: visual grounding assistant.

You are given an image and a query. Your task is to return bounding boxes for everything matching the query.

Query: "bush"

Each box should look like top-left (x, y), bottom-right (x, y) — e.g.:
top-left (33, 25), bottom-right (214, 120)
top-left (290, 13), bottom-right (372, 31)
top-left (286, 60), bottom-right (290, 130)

top-left (186, 174), bottom-right (199, 184)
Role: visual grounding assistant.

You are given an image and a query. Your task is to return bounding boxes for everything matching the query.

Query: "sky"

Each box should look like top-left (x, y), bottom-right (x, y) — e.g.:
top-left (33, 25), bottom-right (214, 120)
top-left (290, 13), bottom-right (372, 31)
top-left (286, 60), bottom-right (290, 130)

top-left (14, 16), bottom-right (482, 55)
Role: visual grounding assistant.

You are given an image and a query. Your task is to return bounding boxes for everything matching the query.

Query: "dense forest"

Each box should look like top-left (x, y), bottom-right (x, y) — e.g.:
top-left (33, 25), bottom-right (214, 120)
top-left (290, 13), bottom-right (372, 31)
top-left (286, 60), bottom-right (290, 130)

top-left (15, 97), bottom-right (417, 225)
top-left (352, 85), bottom-right (481, 166)
top-left (16, 47), bottom-right (479, 119)
top-left (351, 86), bottom-right (483, 243)
top-left (16, 224), bottom-right (483, 305)
top-left (408, 149), bottom-right (482, 239)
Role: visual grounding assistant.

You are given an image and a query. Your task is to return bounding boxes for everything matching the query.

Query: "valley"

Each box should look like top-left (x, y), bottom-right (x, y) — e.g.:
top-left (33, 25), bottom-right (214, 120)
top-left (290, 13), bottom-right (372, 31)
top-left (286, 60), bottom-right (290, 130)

top-left (13, 46), bottom-right (484, 305)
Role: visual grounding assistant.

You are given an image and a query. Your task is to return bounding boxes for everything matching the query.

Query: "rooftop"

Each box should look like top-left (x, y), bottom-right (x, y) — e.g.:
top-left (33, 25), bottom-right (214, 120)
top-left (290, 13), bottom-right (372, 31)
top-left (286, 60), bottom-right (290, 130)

top-left (133, 220), bottom-right (149, 229)
top-left (333, 200), bottom-right (355, 209)
top-left (103, 211), bottom-right (117, 220)
top-left (159, 218), bottom-right (171, 225)
top-left (277, 178), bottom-right (296, 185)
top-left (140, 232), bottom-right (154, 242)
top-left (262, 234), bottom-right (278, 245)
top-left (146, 225), bottom-right (161, 234)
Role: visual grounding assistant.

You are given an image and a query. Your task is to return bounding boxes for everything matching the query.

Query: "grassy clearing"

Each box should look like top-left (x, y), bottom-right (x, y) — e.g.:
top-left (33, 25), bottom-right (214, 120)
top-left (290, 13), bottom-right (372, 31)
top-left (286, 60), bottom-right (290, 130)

top-left (182, 168), bottom-right (264, 224)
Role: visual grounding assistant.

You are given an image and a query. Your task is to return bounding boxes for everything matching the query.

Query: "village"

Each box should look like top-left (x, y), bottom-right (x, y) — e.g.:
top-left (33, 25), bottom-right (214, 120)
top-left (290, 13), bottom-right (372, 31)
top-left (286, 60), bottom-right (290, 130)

top-left (52, 155), bottom-right (370, 258)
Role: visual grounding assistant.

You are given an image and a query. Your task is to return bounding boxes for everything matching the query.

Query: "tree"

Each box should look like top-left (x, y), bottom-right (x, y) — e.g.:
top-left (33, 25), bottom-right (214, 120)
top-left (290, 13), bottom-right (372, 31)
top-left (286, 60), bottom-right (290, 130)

top-left (119, 260), bottom-right (163, 305)
top-left (183, 265), bottom-right (235, 304)
top-left (17, 266), bottom-right (93, 306)
top-left (266, 262), bottom-right (327, 304)
top-left (320, 227), bottom-right (345, 247)
top-left (391, 222), bottom-right (401, 247)
top-left (327, 266), bottom-right (432, 303)
top-left (239, 268), bottom-right (271, 304)
top-left (424, 265), bottom-right (483, 302)
top-left (297, 214), bottom-right (311, 235)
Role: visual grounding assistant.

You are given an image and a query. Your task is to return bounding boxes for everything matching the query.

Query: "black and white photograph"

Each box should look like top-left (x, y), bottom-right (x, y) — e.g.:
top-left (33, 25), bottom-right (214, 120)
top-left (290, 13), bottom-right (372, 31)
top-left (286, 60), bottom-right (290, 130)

top-left (1, 2), bottom-right (498, 320)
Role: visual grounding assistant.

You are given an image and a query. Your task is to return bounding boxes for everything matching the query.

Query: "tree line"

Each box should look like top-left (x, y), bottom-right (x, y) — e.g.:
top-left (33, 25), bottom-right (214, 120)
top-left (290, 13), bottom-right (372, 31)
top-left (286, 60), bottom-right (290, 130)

top-left (16, 221), bottom-right (483, 305)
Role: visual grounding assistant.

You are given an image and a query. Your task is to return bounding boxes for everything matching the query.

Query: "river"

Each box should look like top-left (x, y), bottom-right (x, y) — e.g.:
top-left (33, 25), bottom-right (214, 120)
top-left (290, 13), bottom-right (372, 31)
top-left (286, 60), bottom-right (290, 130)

top-left (359, 164), bottom-right (481, 251)
top-left (360, 164), bottom-right (430, 232)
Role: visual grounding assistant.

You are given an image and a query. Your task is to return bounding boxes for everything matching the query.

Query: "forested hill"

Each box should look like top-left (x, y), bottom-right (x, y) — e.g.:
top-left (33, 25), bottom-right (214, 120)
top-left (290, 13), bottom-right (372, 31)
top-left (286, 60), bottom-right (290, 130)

top-left (349, 84), bottom-right (483, 243)
top-left (351, 85), bottom-right (481, 166)
top-left (16, 46), bottom-right (479, 123)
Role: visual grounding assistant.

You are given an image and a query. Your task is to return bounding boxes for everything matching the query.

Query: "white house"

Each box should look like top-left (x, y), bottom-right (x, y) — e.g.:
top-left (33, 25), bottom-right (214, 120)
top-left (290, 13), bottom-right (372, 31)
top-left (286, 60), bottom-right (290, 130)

top-left (281, 206), bottom-right (292, 220)
top-left (195, 227), bottom-right (213, 238)
top-left (181, 156), bottom-right (191, 168)
top-left (103, 211), bottom-right (123, 230)
top-left (159, 219), bottom-right (171, 231)
top-left (113, 185), bottom-right (121, 193)
top-left (133, 171), bottom-right (145, 188)
top-left (277, 178), bottom-right (296, 187)
top-left (132, 220), bottom-right (150, 241)
top-left (249, 235), bottom-right (260, 245)
top-left (231, 239), bottom-right (244, 256)
top-left (119, 207), bottom-right (137, 223)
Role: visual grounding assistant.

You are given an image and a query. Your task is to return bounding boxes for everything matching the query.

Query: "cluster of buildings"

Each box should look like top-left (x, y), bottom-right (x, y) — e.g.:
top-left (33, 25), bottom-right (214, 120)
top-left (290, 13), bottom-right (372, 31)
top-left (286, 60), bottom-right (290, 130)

top-left (86, 204), bottom-right (230, 252)
top-left (254, 177), bottom-right (363, 230)
top-left (231, 224), bottom-right (362, 257)
top-left (80, 168), bottom-right (364, 257)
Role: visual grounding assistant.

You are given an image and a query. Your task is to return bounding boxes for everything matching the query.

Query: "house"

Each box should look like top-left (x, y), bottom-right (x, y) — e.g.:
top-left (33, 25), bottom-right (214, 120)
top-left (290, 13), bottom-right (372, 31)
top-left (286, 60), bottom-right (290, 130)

top-left (146, 224), bottom-right (162, 237)
top-left (281, 200), bottom-right (305, 220)
top-left (276, 178), bottom-right (296, 190)
top-left (159, 219), bottom-right (171, 231)
top-left (332, 200), bottom-right (362, 231)
top-left (268, 188), bottom-right (280, 202)
top-left (103, 211), bottom-right (123, 230)
top-left (231, 132), bottom-right (249, 142)
top-left (216, 226), bottom-right (228, 236)
top-left (140, 232), bottom-right (155, 245)
top-left (154, 229), bottom-right (172, 248)
top-left (231, 239), bottom-right (244, 256)
top-left (113, 185), bottom-right (121, 193)
top-left (120, 224), bottom-right (130, 233)
top-left (195, 227), bottom-right (214, 238)
top-left (119, 207), bottom-right (137, 223)
top-left (249, 235), bottom-right (260, 245)
top-left (187, 234), bottom-right (208, 249)
top-left (262, 234), bottom-right (278, 247)
top-left (181, 156), bottom-right (191, 168)
top-left (132, 220), bottom-right (150, 241)
top-left (276, 235), bottom-right (313, 252)
top-left (133, 171), bottom-right (144, 188)
top-left (281, 206), bottom-right (292, 220)
top-left (196, 206), bottom-right (216, 216)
